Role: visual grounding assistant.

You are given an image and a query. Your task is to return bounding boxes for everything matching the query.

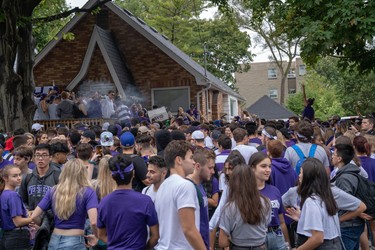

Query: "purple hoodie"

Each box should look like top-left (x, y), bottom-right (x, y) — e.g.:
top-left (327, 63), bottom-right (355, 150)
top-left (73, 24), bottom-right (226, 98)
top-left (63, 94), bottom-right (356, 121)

top-left (270, 157), bottom-right (297, 196)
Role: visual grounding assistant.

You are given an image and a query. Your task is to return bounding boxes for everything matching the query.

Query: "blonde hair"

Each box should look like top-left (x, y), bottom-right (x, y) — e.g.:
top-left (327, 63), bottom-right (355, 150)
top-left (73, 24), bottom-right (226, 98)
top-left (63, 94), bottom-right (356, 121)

top-left (53, 159), bottom-right (91, 220)
top-left (92, 155), bottom-right (116, 200)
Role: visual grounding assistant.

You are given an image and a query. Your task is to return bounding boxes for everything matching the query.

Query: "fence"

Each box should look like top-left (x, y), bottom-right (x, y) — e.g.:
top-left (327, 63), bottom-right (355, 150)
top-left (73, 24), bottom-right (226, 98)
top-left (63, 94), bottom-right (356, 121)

top-left (34, 118), bottom-right (117, 130)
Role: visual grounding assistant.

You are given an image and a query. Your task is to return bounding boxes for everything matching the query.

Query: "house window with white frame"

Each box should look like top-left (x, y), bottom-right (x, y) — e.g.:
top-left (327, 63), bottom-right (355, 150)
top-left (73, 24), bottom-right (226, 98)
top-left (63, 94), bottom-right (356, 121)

top-left (299, 65), bottom-right (306, 75)
top-left (152, 87), bottom-right (189, 113)
top-left (269, 89), bottom-right (278, 99)
top-left (268, 68), bottom-right (277, 79)
top-left (229, 98), bottom-right (238, 117)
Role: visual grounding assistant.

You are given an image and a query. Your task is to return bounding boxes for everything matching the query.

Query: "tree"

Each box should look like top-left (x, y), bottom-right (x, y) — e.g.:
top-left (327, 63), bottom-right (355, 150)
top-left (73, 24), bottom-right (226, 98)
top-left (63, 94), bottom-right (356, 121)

top-left (282, 0), bottom-right (375, 73)
top-left (286, 74), bottom-right (344, 121)
top-left (313, 57), bottom-right (375, 115)
top-left (0, 0), bottom-right (111, 132)
top-left (117, 0), bottom-right (252, 85)
top-left (212, 0), bottom-right (301, 104)
top-left (286, 57), bottom-right (375, 120)
top-left (32, 0), bottom-right (70, 52)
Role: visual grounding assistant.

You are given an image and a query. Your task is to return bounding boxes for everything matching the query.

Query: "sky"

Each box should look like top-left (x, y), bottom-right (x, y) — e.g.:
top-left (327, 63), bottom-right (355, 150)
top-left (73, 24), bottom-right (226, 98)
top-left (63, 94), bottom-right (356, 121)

top-left (66, 0), bottom-right (271, 62)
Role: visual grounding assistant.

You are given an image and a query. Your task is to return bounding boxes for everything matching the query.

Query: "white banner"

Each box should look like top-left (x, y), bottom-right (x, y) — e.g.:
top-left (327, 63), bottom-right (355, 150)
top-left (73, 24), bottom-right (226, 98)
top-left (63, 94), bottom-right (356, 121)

top-left (148, 106), bottom-right (169, 121)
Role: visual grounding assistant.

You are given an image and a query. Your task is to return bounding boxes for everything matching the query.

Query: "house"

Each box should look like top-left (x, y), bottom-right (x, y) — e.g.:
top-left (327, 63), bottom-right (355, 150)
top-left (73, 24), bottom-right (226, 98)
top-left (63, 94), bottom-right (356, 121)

top-left (33, 0), bottom-right (244, 122)
top-left (235, 58), bottom-right (306, 107)
top-left (247, 95), bottom-right (296, 120)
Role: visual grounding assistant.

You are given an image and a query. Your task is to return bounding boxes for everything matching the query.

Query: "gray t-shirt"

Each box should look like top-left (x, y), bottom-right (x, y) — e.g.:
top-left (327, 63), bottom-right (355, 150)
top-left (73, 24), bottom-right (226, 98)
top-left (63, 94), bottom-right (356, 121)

top-left (284, 143), bottom-right (330, 168)
top-left (282, 186), bottom-right (361, 211)
top-left (219, 198), bottom-right (271, 247)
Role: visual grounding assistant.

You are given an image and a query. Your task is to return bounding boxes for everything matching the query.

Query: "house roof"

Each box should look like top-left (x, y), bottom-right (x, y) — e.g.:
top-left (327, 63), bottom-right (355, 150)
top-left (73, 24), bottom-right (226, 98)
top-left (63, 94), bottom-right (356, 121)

top-left (35, 0), bottom-right (244, 101)
top-left (66, 25), bottom-right (136, 98)
top-left (247, 95), bottom-right (296, 120)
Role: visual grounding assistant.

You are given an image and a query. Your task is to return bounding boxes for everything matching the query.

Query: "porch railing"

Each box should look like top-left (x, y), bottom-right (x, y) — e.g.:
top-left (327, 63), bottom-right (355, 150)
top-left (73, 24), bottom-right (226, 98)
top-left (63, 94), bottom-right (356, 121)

top-left (34, 118), bottom-right (117, 130)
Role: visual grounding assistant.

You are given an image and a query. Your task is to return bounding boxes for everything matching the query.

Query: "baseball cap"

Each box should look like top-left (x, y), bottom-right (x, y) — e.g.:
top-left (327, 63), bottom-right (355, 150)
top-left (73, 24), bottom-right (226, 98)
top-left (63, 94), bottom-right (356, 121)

top-left (211, 130), bottom-right (221, 140)
top-left (31, 123), bottom-right (44, 131)
top-left (192, 130), bottom-right (204, 140)
top-left (120, 132), bottom-right (135, 147)
top-left (279, 128), bottom-right (292, 140)
top-left (138, 126), bottom-right (150, 134)
top-left (100, 131), bottom-right (114, 146)
top-left (102, 122), bottom-right (110, 131)
top-left (82, 130), bottom-right (96, 141)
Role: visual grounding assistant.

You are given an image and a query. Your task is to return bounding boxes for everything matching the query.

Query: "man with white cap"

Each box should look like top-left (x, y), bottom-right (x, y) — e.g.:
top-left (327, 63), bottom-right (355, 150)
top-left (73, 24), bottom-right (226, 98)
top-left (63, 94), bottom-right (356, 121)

top-left (191, 131), bottom-right (205, 148)
top-left (31, 123), bottom-right (44, 133)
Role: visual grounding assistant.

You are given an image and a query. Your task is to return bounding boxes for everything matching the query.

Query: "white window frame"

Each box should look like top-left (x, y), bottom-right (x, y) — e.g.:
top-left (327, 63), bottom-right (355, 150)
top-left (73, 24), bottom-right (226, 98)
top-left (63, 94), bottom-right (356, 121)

top-left (269, 89), bottom-right (278, 99)
top-left (268, 68), bottom-right (277, 79)
top-left (151, 86), bottom-right (190, 113)
top-left (299, 65), bottom-right (306, 76)
top-left (229, 97), bottom-right (238, 118)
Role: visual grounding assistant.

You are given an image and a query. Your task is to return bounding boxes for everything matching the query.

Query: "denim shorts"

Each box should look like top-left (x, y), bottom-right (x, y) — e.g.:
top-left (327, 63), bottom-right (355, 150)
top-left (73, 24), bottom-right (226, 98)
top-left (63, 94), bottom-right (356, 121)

top-left (48, 233), bottom-right (86, 250)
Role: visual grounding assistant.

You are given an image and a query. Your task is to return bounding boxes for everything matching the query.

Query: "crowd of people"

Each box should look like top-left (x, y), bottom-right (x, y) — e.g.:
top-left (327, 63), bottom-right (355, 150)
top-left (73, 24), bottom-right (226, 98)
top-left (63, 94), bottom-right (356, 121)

top-left (1, 99), bottom-right (375, 250)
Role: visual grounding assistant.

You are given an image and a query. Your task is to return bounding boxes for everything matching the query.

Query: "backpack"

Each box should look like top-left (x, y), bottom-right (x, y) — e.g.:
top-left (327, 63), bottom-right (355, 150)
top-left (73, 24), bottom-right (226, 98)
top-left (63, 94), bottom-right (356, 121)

top-left (186, 178), bottom-right (204, 207)
top-left (292, 144), bottom-right (317, 175)
top-left (334, 172), bottom-right (375, 218)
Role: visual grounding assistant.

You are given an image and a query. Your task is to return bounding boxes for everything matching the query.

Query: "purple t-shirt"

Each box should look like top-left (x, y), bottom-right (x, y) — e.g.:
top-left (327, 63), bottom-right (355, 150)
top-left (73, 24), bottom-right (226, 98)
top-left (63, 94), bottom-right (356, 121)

top-left (97, 189), bottom-right (158, 250)
top-left (0, 159), bottom-right (11, 169)
top-left (197, 184), bottom-right (210, 249)
top-left (0, 190), bottom-right (28, 230)
top-left (38, 187), bottom-right (98, 229)
top-left (259, 184), bottom-right (284, 227)
top-left (359, 156), bottom-right (375, 182)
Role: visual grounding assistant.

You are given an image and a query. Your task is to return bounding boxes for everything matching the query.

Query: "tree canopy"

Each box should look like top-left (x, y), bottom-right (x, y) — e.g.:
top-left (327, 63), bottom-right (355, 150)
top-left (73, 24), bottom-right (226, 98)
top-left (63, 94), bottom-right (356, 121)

top-left (116, 0), bottom-right (252, 85)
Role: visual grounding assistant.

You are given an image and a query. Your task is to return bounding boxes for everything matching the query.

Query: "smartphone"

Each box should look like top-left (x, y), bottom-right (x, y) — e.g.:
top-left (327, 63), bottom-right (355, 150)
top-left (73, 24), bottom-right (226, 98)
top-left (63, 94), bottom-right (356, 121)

top-left (95, 145), bottom-right (103, 155)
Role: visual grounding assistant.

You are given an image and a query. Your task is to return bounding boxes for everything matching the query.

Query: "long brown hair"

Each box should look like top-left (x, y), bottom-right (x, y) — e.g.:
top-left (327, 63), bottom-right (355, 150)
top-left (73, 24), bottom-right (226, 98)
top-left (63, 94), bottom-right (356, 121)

top-left (227, 164), bottom-right (270, 224)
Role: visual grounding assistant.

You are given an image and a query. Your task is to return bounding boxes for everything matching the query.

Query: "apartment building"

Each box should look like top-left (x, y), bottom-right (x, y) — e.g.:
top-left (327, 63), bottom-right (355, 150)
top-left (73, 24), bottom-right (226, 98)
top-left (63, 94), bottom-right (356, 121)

top-left (235, 58), bottom-right (306, 108)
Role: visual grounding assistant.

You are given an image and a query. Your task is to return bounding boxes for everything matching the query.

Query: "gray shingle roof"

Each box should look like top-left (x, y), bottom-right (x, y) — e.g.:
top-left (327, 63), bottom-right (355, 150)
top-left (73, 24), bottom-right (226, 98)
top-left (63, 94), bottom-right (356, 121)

top-left (247, 95), bottom-right (296, 120)
top-left (95, 26), bottom-right (136, 93)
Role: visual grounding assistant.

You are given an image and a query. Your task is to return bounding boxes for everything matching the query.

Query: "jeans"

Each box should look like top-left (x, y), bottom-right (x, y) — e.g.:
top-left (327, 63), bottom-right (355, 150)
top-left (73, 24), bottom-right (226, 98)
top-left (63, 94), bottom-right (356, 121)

top-left (0, 228), bottom-right (30, 250)
top-left (266, 229), bottom-right (286, 250)
top-left (341, 224), bottom-right (365, 250)
top-left (48, 234), bottom-right (86, 250)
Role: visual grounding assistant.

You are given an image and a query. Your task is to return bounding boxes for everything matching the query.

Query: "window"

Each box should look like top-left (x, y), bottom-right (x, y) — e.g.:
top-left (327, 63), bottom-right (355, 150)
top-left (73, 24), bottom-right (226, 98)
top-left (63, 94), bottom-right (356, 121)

top-left (152, 87), bottom-right (189, 113)
top-left (287, 69), bottom-right (296, 78)
top-left (229, 98), bottom-right (238, 117)
top-left (299, 65), bottom-right (306, 76)
top-left (269, 89), bottom-right (278, 99)
top-left (268, 68), bottom-right (277, 79)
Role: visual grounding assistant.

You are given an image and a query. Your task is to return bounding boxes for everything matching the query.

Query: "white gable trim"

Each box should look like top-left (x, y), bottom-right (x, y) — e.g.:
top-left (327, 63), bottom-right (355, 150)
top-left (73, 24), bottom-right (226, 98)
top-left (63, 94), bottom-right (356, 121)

top-left (66, 26), bottom-right (126, 98)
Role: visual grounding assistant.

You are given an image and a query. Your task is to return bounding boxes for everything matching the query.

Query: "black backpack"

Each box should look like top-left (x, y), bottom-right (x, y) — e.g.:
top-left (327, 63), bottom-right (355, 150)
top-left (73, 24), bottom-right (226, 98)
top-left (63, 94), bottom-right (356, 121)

top-left (335, 172), bottom-right (375, 218)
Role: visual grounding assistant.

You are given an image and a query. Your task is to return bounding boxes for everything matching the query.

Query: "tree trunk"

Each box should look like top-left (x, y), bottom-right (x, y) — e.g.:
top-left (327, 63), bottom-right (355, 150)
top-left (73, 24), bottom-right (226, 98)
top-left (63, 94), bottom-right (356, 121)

top-left (0, 0), bottom-right (40, 132)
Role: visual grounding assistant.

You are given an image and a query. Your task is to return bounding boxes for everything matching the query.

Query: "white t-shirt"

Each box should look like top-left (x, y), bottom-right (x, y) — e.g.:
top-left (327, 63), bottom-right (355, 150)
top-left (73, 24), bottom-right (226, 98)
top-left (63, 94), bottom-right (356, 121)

top-left (142, 184), bottom-right (157, 203)
top-left (204, 136), bottom-right (214, 149)
top-left (297, 195), bottom-right (340, 240)
top-left (155, 174), bottom-right (200, 250)
top-left (232, 144), bottom-right (258, 164)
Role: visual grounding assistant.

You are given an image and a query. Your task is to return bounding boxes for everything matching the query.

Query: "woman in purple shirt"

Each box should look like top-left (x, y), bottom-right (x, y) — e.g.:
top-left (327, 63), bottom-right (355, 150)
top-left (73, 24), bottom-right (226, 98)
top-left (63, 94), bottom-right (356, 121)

top-left (249, 152), bottom-right (290, 250)
top-left (31, 159), bottom-right (98, 250)
top-left (0, 165), bottom-right (33, 250)
top-left (353, 135), bottom-right (375, 182)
